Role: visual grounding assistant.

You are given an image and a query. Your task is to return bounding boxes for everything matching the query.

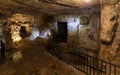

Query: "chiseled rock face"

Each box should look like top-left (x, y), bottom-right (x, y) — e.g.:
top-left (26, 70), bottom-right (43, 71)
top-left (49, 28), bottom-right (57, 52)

top-left (10, 14), bottom-right (34, 23)
top-left (4, 14), bottom-right (35, 50)
top-left (52, 11), bottom-right (100, 57)
top-left (99, 0), bottom-right (120, 63)
top-left (100, 0), bottom-right (119, 4)
top-left (12, 51), bottom-right (22, 63)
top-left (0, 23), bottom-right (4, 40)
top-left (0, 0), bottom-right (99, 17)
top-left (4, 23), bottom-right (13, 50)
top-left (5, 14), bottom-right (34, 44)
top-left (100, 5), bottom-right (118, 42)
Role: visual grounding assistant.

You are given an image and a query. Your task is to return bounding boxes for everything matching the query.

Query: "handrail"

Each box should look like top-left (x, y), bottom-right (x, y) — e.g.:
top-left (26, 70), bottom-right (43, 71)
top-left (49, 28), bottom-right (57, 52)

top-left (47, 50), bottom-right (120, 75)
top-left (68, 51), bottom-right (120, 75)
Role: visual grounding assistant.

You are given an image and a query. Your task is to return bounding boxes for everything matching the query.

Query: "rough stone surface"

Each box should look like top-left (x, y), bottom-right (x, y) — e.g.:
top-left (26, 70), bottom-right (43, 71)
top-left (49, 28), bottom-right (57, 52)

top-left (99, 0), bottom-right (120, 64)
top-left (0, 0), bottom-right (100, 17)
top-left (12, 51), bottom-right (22, 63)
top-left (0, 40), bottom-right (86, 75)
top-left (4, 22), bottom-right (13, 50)
top-left (4, 13), bottom-right (48, 50)
top-left (9, 14), bottom-right (34, 42)
top-left (0, 23), bottom-right (4, 42)
top-left (100, 5), bottom-right (118, 42)
top-left (52, 12), bottom-right (100, 57)
top-left (0, 0), bottom-right (120, 74)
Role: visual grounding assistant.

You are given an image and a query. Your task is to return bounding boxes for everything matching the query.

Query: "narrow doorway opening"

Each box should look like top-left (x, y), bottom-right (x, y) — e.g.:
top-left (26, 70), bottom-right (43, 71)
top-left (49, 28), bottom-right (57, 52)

top-left (20, 26), bottom-right (29, 39)
top-left (57, 21), bottom-right (67, 43)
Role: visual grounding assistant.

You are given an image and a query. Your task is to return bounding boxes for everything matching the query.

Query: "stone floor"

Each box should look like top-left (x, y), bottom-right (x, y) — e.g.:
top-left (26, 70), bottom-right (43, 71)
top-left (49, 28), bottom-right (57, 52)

top-left (0, 39), bottom-right (86, 75)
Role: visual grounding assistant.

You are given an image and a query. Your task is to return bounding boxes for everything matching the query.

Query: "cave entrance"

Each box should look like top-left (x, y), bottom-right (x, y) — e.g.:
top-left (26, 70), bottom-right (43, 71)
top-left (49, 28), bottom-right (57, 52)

top-left (57, 21), bottom-right (67, 42)
top-left (20, 26), bottom-right (30, 39)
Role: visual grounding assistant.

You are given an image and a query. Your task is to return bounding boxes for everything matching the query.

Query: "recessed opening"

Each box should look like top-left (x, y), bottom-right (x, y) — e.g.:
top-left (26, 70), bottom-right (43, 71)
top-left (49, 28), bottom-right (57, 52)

top-left (20, 26), bottom-right (29, 39)
top-left (57, 21), bottom-right (67, 43)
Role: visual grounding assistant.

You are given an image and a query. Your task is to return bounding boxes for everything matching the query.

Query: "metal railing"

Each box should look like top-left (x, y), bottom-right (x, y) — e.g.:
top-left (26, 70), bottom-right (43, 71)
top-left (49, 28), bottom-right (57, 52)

top-left (47, 50), bottom-right (120, 75)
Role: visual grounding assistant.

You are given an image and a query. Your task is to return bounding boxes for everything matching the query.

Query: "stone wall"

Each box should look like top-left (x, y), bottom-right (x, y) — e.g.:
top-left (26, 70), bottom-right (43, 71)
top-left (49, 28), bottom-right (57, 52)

top-left (99, 0), bottom-right (120, 64)
top-left (6, 14), bottom-right (35, 42)
top-left (0, 19), bottom-right (6, 43)
top-left (52, 11), bottom-right (100, 56)
top-left (0, 22), bottom-right (4, 41)
top-left (5, 21), bottom-right (13, 50)
top-left (4, 13), bottom-right (46, 50)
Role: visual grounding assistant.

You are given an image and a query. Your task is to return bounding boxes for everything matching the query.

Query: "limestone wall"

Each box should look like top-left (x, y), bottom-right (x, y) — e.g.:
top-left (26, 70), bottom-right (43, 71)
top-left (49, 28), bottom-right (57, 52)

top-left (4, 13), bottom-right (47, 50)
top-left (7, 14), bottom-right (35, 42)
top-left (0, 22), bottom-right (5, 42)
top-left (52, 11), bottom-right (100, 56)
top-left (99, 0), bottom-right (120, 64)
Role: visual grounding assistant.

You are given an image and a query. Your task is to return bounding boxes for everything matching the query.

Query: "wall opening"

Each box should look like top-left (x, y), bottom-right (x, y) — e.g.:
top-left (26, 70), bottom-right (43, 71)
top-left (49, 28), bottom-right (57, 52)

top-left (57, 21), bottom-right (67, 43)
top-left (20, 26), bottom-right (30, 39)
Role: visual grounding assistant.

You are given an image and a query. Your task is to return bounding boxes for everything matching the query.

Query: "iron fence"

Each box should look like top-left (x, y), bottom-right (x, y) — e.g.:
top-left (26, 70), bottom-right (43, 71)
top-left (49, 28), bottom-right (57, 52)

top-left (48, 50), bottom-right (120, 75)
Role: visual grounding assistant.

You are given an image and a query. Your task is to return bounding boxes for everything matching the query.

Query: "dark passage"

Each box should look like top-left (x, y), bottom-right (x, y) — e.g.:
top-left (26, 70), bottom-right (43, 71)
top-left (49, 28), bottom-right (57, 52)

top-left (20, 26), bottom-right (30, 39)
top-left (57, 21), bottom-right (67, 42)
top-left (0, 41), bottom-right (5, 63)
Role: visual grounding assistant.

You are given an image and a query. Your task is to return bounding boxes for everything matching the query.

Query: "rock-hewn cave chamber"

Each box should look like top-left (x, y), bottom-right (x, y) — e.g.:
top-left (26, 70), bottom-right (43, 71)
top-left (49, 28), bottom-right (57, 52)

top-left (0, 0), bottom-right (120, 75)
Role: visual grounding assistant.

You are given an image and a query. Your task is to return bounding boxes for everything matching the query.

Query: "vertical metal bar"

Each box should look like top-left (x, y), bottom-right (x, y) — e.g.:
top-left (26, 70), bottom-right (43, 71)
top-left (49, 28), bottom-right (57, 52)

top-left (70, 54), bottom-right (72, 64)
top-left (73, 52), bottom-right (75, 67)
top-left (109, 64), bottom-right (111, 75)
top-left (76, 53), bottom-right (79, 68)
top-left (70, 55), bottom-right (72, 65)
top-left (79, 53), bottom-right (82, 70)
top-left (114, 65), bottom-right (116, 75)
top-left (68, 55), bottom-right (69, 64)
top-left (104, 62), bottom-right (106, 75)
top-left (68, 54), bottom-right (70, 64)
top-left (71, 54), bottom-right (73, 65)
top-left (76, 53), bottom-right (78, 68)
top-left (61, 50), bottom-right (64, 61)
top-left (76, 52), bottom-right (78, 68)
top-left (74, 52), bottom-right (76, 67)
top-left (82, 53), bottom-right (84, 71)
top-left (90, 56), bottom-right (92, 75)
top-left (75, 52), bottom-right (77, 67)
top-left (83, 53), bottom-right (86, 73)
top-left (101, 60), bottom-right (103, 75)
top-left (93, 58), bottom-right (95, 75)
top-left (86, 55), bottom-right (89, 74)
top-left (83, 54), bottom-right (85, 72)
top-left (96, 59), bottom-right (99, 75)
top-left (69, 54), bottom-right (71, 64)
top-left (65, 54), bottom-right (67, 63)
top-left (70, 54), bottom-right (72, 65)
top-left (72, 54), bottom-right (74, 66)
top-left (81, 53), bottom-right (83, 70)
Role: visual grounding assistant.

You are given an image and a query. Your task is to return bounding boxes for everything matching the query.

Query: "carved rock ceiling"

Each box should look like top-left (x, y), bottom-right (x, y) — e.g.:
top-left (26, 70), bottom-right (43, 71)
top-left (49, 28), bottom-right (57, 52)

top-left (0, 0), bottom-right (100, 18)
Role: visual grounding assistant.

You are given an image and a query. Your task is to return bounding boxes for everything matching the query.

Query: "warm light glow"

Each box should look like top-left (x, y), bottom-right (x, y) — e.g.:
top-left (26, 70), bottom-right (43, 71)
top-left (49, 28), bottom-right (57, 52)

top-left (11, 26), bottom-right (22, 42)
top-left (12, 36), bottom-right (22, 42)
top-left (84, 0), bottom-right (91, 2)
